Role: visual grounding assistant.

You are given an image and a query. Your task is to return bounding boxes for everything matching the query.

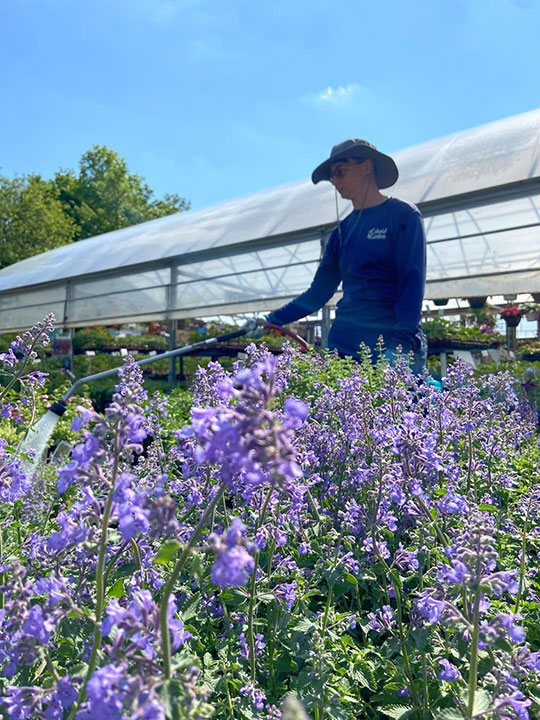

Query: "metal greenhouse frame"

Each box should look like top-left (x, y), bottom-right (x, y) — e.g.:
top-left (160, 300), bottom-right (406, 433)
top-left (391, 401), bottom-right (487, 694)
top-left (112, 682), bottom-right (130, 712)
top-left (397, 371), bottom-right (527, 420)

top-left (1, 108), bottom-right (540, 333)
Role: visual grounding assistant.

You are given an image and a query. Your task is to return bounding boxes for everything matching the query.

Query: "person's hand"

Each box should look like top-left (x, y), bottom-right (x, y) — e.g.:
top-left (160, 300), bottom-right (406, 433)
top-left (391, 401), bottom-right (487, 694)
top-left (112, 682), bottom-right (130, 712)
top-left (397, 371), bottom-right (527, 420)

top-left (242, 316), bottom-right (267, 339)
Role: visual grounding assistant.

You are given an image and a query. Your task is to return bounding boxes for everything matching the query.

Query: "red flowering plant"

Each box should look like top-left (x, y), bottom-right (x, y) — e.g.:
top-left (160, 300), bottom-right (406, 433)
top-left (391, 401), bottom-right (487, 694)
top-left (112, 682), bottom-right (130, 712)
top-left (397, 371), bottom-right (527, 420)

top-left (499, 304), bottom-right (523, 320)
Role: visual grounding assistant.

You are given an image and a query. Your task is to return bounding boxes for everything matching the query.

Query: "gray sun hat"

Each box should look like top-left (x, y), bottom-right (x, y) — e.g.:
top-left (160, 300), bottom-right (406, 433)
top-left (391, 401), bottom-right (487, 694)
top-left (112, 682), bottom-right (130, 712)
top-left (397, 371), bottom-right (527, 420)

top-left (312, 138), bottom-right (399, 188)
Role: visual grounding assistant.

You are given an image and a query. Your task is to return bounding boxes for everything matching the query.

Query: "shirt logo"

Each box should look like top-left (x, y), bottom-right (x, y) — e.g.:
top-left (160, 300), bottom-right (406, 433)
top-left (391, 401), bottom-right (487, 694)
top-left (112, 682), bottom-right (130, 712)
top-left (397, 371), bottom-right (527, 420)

top-left (367, 227), bottom-right (388, 240)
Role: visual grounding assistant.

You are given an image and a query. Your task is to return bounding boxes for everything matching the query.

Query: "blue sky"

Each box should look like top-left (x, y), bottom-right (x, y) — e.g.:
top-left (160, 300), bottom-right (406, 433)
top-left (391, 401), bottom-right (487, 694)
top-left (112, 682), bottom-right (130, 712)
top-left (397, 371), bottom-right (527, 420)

top-left (1, 0), bottom-right (540, 209)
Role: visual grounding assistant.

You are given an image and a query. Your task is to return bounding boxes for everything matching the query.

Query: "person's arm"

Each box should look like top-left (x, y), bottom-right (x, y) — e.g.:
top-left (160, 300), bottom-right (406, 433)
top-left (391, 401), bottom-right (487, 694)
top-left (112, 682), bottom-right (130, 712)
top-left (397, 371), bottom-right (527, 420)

top-left (267, 233), bottom-right (341, 326)
top-left (390, 210), bottom-right (426, 349)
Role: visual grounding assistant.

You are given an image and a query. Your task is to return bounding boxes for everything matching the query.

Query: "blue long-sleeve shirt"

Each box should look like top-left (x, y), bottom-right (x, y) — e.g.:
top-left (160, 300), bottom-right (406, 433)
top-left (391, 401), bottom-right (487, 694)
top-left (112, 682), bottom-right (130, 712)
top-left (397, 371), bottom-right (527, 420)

top-left (267, 198), bottom-right (426, 358)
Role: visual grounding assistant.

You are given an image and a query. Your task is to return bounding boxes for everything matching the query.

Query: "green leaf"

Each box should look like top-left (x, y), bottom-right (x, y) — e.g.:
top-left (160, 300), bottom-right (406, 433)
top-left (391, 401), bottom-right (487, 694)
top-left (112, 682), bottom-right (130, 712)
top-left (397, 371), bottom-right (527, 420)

top-left (158, 679), bottom-right (183, 720)
top-left (343, 571), bottom-right (358, 586)
top-left (256, 592), bottom-right (275, 604)
top-left (107, 578), bottom-right (125, 598)
top-left (379, 705), bottom-right (414, 719)
top-left (358, 571), bottom-right (377, 582)
top-left (472, 689), bottom-right (492, 715)
top-left (437, 709), bottom-right (464, 720)
top-left (352, 660), bottom-right (377, 691)
top-left (153, 540), bottom-right (182, 565)
top-left (478, 504), bottom-right (497, 512)
top-left (411, 626), bottom-right (430, 651)
top-left (292, 618), bottom-right (317, 633)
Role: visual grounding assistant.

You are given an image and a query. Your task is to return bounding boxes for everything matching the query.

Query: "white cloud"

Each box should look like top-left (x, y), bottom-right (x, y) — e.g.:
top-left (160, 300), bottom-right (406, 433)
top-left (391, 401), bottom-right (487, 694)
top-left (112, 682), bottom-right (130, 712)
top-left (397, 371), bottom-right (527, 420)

top-left (305, 83), bottom-right (376, 109)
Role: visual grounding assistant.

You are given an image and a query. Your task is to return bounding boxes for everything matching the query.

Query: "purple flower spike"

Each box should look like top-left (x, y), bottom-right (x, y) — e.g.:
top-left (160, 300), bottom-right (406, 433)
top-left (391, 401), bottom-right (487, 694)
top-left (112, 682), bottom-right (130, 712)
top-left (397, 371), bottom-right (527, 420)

top-left (437, 658), bottom-right (461, 682)
top-left (211, 546), bottom-right (255, 588)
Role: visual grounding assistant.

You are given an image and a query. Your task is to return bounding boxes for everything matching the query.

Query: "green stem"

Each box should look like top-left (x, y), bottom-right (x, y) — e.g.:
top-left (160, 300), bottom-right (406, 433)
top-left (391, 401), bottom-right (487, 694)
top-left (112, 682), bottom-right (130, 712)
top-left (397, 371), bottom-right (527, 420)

top-left (306, 488), bottom-right (322, 524)
top-left (371, 526), bottom-right (421, 711)
top-left (68, 439), bottom-right (120, 720)
top-left (102, 540), bottom-right (129, 592)
top-left (0, 526), bottom-right (4, 610)
top-left (421, 652), bottom-right (429, 718)
top-left (466, 549), bottom-right (483, 719)
top-left (220, 601), bottom-right (235, 720)
top-left (515, 502), bottom-right (530, 614)
top-left (131, 538), bottom-right (142, 571)
top-left (160, 484), bottom-right (225, 679)
top-left (247, 485), bottom-right (275, 683)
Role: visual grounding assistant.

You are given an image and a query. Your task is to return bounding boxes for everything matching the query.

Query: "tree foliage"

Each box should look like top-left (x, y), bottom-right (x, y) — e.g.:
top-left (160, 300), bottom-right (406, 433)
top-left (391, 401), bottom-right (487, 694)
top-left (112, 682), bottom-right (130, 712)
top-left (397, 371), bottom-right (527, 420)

top-left (0, 174), bottom-right (76, 270)
top-left (53, 145), bottom-right (190, 241)
top-left (0, 145), bottom-right (190, 268)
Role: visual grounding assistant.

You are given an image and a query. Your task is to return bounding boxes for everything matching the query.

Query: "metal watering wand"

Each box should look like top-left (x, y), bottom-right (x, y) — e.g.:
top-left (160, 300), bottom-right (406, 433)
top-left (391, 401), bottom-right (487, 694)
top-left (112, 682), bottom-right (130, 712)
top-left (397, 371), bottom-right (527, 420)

top-left (18, 319), bottom-right (308, 471)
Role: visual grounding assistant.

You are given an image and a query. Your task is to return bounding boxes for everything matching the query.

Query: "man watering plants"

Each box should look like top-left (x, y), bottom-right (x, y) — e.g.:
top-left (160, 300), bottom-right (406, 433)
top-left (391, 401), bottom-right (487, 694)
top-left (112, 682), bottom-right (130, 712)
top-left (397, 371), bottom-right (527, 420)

top-left (263, 139), bottom-right (427, 373)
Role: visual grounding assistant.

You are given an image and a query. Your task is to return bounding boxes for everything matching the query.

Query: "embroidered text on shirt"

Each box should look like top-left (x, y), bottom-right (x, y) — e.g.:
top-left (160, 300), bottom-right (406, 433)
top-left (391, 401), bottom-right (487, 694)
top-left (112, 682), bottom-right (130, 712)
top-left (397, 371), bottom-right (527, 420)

top-left (367, 227), bottom-right (388, 240)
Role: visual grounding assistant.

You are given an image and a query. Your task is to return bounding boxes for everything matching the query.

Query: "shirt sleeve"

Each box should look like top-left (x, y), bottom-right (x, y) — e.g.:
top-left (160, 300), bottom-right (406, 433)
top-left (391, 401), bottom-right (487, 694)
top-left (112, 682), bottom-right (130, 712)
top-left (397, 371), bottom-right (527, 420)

top-left (267, 231), bottom-right (342, 326)
top-left (390, 210), bottom-right (426, 348)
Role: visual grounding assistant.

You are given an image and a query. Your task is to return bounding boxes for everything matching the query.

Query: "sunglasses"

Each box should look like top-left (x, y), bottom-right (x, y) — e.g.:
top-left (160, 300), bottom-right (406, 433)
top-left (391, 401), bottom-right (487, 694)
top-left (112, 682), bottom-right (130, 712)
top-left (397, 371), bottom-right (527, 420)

top-left (329, 158), bottom-right (366, 181)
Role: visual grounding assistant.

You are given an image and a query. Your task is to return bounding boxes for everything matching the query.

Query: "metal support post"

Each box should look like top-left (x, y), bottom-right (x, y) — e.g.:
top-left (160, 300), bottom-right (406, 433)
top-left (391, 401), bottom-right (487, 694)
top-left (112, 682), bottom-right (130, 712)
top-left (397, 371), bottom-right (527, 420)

top-left (167, 266), bottom-right (178, 383)
top-left (321, 306), bottom-right (331, 349)
top-left (168, 320), bottom-right (178, 382)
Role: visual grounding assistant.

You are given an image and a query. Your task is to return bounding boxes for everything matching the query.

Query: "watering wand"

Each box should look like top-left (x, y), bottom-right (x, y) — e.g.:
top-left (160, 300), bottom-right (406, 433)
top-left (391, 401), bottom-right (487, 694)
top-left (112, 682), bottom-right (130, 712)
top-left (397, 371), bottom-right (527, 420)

top-left (18, 319), bottom-right (308, 468)
top-left (54, 319), bottom-right (306, 411)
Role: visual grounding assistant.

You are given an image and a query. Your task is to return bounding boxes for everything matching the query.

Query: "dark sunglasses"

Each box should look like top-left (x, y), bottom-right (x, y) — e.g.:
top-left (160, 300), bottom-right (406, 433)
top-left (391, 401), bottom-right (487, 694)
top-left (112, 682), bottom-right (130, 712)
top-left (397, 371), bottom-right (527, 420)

top-left (329, 158), bottom-right (366, 180)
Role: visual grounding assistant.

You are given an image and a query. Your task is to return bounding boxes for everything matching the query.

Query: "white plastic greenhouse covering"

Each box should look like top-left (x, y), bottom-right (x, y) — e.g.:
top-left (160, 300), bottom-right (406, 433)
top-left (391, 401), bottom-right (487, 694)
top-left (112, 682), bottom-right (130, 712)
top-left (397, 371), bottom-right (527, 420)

top-left (1, 108), bottom-right (540, 331)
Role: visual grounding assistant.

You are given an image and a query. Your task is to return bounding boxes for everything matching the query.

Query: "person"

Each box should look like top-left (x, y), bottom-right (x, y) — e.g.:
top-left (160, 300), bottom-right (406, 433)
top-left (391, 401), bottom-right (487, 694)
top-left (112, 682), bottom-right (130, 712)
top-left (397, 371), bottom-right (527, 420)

top-left (264, 138), bottom-right (427, 373)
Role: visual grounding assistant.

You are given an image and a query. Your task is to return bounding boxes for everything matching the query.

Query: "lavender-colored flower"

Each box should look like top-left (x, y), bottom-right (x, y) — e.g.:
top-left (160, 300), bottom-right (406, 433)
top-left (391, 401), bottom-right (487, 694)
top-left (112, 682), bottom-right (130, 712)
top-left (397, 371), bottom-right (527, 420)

top-left (275, 581), bottom-right (297, 611)
top-left (368, 605), bottom-right (395, 633)
top-left (22, 605), bottom-right (54, 644)
top-left (499, 614), bottom-right (526, 643)
top-left (240, 684), bottom-right (266, 712)
top-left (415, 594), bottom-right (448, 624)
top-left (437, 658), bottom-right (461, 682)
top-left (493, 691), bottom-right (532, 720)
top-left (211, 546), bottom-right (255, 588)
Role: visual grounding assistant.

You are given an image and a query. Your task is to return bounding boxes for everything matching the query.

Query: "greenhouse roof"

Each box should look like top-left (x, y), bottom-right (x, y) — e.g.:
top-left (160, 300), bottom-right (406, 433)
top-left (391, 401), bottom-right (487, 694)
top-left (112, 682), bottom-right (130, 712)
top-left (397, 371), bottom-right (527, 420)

top-left (1, 108), bottom-right (540, 331)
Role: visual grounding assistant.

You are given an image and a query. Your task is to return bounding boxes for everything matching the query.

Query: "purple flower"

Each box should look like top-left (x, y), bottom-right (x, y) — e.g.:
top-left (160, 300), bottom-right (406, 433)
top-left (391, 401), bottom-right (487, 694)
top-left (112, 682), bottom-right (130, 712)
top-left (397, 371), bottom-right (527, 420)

top-left (416, 594), bottom-right (447, 624)
top-left (54, 676), bottom-right (78, 710)
top-left (240, 684), bottom-right (266, 712)
top-left (22, 605), bottom-right (54, 644)
top-left (118, 501), bottom-right (150, 541)
top-left (493, 691), bottom-right (532, 720)
top-left (368, 605), bottom-right (395, 633)
top-left (437, 658), bottom-right (461, 682)
top-left (211, 546), bottom-right (255, 588)
top-left (499, 614), bottom-right (526, 643)
top-left (225, 517), bottom-right (246, 547)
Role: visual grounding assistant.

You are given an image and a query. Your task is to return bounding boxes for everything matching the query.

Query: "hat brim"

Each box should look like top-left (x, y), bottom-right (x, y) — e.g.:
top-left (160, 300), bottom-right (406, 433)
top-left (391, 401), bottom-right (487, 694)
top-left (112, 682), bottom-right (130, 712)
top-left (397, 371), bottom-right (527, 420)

top-left (312, 146), bottom-right (399, 188)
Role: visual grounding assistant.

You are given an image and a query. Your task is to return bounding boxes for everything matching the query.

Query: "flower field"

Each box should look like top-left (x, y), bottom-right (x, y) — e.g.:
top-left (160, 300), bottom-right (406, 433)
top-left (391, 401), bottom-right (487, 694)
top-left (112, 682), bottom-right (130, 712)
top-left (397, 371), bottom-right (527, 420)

top-left (0, 316), bottom-right (539, 720)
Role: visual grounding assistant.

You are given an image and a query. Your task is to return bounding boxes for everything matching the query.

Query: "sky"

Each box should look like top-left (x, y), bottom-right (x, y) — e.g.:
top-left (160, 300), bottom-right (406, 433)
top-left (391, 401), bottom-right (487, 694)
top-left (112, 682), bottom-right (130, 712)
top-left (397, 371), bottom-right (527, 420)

top-left (1, 0), bottom-right (540, 210)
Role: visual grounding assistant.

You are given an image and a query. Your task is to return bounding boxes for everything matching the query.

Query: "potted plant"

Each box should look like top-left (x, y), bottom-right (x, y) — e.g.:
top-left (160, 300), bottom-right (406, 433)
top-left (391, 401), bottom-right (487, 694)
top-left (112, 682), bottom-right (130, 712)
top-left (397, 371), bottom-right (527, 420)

top-left (522, 303), bottom-right (539, 322)
top-left (499, 305), bottom-right (523, 327)
top-left (466, 296), bottom-right (487, 309)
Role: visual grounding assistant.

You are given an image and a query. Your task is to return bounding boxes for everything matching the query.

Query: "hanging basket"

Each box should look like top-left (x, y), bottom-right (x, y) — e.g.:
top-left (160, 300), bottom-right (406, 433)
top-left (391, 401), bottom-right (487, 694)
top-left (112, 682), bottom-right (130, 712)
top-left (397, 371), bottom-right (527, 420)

top-left (467, 297), bottom-right (487, 309)
top-left (526, 310), bottom-right (538, 322)
top-left (503, 315), bottom-right (522, 328)
top-left (433, 298), bottom-right (448, 306)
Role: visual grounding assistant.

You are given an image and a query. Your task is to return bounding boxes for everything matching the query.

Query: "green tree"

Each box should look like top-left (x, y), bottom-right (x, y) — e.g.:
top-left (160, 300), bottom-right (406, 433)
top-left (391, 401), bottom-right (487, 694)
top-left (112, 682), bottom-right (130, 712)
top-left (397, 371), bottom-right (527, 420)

top-left (53, 145), bottom-right (190, 240)
top-left (0, 174), bottom-right (76, 270)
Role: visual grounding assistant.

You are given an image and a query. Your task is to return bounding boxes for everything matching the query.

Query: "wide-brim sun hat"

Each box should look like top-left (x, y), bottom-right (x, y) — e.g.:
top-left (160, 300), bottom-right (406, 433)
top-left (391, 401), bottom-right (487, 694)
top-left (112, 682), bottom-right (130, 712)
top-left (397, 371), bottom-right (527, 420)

top-left (312, 138), bottom-right (399, 188)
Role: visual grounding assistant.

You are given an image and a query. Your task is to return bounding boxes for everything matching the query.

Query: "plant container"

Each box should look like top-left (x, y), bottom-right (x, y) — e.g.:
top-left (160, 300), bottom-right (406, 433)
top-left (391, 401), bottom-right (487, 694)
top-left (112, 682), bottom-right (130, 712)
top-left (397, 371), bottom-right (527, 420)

top-left (467, 297), bottom-right (487, 309)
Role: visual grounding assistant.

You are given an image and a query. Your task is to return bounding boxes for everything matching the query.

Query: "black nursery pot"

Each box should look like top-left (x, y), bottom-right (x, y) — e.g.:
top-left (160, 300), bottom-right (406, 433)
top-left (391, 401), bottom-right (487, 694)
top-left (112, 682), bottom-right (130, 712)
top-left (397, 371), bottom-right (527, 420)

top-left (433, 299), bottom-right (449, 306)
top-left (504, 315), bottom-right (522, 328)
top-left (467, 297), bottom-right (487, 309)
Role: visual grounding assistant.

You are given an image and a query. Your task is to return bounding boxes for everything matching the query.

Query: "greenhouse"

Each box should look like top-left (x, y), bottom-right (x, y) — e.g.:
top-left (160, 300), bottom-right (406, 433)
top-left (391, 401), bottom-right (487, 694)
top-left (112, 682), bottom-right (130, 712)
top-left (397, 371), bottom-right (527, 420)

top-left (1, 108), bottom-right (540, 333)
